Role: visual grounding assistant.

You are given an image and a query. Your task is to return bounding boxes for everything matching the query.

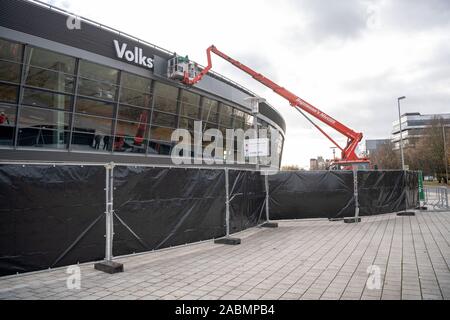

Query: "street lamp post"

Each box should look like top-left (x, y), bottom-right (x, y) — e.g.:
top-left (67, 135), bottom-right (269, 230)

top-left (397, 96), bottom-right (406, 170)
top-left (396, 96), bottom-right (415, 216)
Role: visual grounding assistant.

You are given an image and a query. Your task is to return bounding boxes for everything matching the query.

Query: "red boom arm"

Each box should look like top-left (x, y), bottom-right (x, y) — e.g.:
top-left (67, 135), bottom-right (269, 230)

top-left (183, 45), bottom-right (364, 161)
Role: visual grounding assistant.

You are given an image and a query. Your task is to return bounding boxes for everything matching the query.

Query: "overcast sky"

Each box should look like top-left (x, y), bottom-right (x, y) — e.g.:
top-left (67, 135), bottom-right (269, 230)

top-left (45, 0), bottom-right (450, 168)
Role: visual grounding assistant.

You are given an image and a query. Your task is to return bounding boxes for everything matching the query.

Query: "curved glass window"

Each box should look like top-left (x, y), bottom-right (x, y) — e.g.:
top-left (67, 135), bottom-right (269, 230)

top-left (0, 38), bottom-right (22, 84)
top-left (153, 82), bottom-right (178, 114)
top-left (219, 104), bottom-right (234, 127)
top-left (0, 83), bottom-right (18, 103)
top-left (22, 88), bottom-right (72, 111)
top-left (0, 104), bottom-right (16, 146)
top-left (17, 106), bottom-right (70, 149)
top-left (201, 98), bottom-right (219, 124)
top-left (180, 90), bottom-right (200, 119)
top-left (25, 47), bottom-right (75, 74)
top-left (75, 98), bottom-right (115, 118)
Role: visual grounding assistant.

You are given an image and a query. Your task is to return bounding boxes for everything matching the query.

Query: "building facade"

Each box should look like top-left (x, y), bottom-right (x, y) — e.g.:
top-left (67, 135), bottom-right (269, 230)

top-left (0, 0), bottom-right (286, 168)
top-left (391, 113), bottom-right (450, 150)
top-left (365, 139), bottom-right (390, 155)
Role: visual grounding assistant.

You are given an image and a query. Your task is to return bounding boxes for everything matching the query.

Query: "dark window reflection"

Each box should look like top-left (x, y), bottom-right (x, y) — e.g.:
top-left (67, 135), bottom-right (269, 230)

top-left (148, 141), bottom-right (172, 155)
top-left (180, 90), bottom-right (200, 119)
top-left (0, 38), bottom-right (23, 62)
top-left (22, 88), bottom-right (72, 111)
top-left (76, 98), bottom-right (115, 118)
top-left (0, 60), bottom-right (21, 83)
top-left (151, 111), bottom-right (176, 128)
top-left (153, 82), bottom-right (178, 113)
top-left (0, 83), bottom-right (19, 103)
top-left (25, 47), bottom-right (75, 74)
top-left (202, 98), bottom-right (219, 123)
top-left (0, 104), bottom-right (16, 146)
top-left (24, 66), bottom-right (75, 93)
top-left (118, 105), bottom-right (149, 122)
top-left (150, 126), bottom-right (174, 142)
top-left (72, 114), bottom-right (112, 152)
top-left (78, 78), bottom-right (117, 101)
top-left (17, 106), bottom-right (70, 149)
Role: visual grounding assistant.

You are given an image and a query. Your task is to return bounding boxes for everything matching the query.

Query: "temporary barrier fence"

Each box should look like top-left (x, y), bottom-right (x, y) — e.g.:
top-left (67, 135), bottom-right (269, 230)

top-left (0, 162), bottom-right (419, 276)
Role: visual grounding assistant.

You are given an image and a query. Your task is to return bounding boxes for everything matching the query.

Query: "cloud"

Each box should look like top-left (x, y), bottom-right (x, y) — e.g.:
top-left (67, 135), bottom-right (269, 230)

top-left (285, 0), bottom-right (372, 42)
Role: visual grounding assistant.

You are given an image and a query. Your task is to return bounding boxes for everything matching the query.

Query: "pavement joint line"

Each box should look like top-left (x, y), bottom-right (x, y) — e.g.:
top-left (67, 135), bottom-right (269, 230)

top-left (409, 215), bottom-right (424, 300)
top-left (424, 213), bottom-right (450, 270)
top-left (380, 212), bottom-right (398, 298)
top-left (337, 215), bottom-right (388, 299)
top-left (286, 215), bottom-right (369, 299)
top-left (415, 213), bottom-right (445, 299)
top-left (348, 215), bottom-right (391, 299)
top-left (217, 222), bottom-right (337, 299)
top-left (311, 215), bottom-right (383, 299)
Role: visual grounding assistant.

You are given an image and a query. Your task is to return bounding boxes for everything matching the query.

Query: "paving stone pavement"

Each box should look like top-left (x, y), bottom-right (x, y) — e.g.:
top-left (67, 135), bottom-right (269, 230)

top-left (0, 211), bottom-right (449, 300)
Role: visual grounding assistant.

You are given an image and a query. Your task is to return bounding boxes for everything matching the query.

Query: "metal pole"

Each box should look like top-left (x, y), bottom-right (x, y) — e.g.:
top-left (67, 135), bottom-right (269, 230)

top-left (225, 168), bottom-right (230, 237)
top-left (104, 162), bottom-right (115, 262)
top-left (443, 125), bottom-right (449, 186)
top-left (353, 168), bottom-right (360, 220)
top-left (265, 174), bottom-right (270, 222)
top-left (397, 97), bottom-right (406, 170)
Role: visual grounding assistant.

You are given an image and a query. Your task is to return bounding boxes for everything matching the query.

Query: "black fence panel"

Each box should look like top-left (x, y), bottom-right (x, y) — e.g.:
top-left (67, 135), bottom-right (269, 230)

top-left (358, 171), bottom-right (419, 215)
top-left (112, 167), bottom-right (226, 256)
top-left (228, 171), bottom-right (266, 233)
top-left (0, 165), bottom-right (105, 277)
top-left (0, 165), bottom-right (419, 277)
top-left (268, 171), bottom-right (355, 220)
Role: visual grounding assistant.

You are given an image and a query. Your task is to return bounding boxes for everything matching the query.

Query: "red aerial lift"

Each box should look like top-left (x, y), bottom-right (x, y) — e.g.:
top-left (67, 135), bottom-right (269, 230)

top-left (167, 45), bottom-right (370, 170)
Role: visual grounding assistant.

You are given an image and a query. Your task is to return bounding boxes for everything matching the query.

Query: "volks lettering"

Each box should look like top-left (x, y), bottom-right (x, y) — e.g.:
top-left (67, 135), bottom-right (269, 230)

top-left (113, 40), bottom-right (127, 59)
top-left (113, 40), bottom-right (154, 69)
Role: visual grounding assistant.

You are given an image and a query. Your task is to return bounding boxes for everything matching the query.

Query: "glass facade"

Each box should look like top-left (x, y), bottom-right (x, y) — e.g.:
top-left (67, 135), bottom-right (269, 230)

top-left (0, 38), bottom-right (284, 163)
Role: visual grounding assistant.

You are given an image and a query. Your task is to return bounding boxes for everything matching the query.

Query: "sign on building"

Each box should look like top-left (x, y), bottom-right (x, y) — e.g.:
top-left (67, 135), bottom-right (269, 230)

top-left (244, 138), bottom-right (269, 157)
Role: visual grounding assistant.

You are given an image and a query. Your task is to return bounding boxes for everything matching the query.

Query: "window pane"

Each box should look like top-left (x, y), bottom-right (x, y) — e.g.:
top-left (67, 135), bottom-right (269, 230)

top-left (76, 98), bottom-right (115, 118)
top-left (18, 128), bottom-right (69, 149)
top-left (25, 47), bottom-right (75, 74)
top-left (72, 114), bottom-right (112, 152)
top-left (18, 106), bottom-right (69, 149)
top-left (0, 104), bottom-right (16, 146)
top-left (180, 90), bottom-right (200, 119)
top-left (0, 60), bottom-right (21, 83)
top-left (22, 88), bottom-right (72, 111)
top-left (79, 60), bottom-right (118, 84)
top-left (116, 120), bottom-right (149, 138)
top-left (150, 126), bottom-right (174, 142)
top-left (148, 141), bottom-right (172, 155)
top-left (25, 66), bottom-right (75, 93)
top-left (202, 98), bottom-right (219, 123)
top-left (233, 110), bottom-right (245, 129)
top-left (120, 87), bottom-right (151, 108)
top-left (78, 78), bottom-right (117, 101)
top-left (114, 121), bottom-right (148, 154)
top-left (121, 72), bottom-right (151, 92)
top-left (179, 117), bottom-right (195, 131)
top-left (151, 111), bottom-right (176, 128)
top-left (19, 106), bottom-right (70, 129)
top-left (0, 38), bottom-right (23, 62)
top-left (219, 104), bottom-right (234, 127)
top-left (153, 82), bottom-right (178, 113)
top-left (118, 105), bottom-right (150, 122)
top-left (0, 83), bottom-right (18, 103)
